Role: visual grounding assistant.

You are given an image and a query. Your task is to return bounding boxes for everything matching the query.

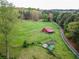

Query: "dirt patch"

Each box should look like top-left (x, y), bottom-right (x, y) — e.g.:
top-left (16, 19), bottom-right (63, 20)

top-left (67, 37), bottom-right (79, 52)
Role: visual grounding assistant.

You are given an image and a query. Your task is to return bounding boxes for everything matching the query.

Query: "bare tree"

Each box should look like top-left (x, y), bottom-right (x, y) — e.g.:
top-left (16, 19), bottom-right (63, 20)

top-left (31, 10), bottom-right (41, 21)
top-left (48, 13), bottom-right (53, 22)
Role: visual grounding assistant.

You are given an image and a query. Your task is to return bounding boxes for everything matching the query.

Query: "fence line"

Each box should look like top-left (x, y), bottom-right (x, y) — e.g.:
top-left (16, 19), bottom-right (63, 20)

top-left (52, 22), bottom-right (79, 59)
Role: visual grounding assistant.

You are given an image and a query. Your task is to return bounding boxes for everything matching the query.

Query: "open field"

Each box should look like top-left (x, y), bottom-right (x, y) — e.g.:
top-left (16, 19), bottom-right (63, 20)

top-left (0, 20), bottom-right (76, 59)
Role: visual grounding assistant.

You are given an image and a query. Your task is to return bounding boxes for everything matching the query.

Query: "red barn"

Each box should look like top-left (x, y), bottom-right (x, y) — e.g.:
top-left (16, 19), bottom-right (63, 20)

top-left (42, 27), bottom-right (54, 33)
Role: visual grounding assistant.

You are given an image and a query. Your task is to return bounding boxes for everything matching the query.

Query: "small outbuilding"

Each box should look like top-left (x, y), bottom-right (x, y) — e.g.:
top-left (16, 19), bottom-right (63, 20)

top-left (42, 40), bottom-right (56, 51)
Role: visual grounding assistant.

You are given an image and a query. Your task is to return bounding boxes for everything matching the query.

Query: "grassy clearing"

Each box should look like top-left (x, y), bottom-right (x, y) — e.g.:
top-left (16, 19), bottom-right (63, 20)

top-left (0, 20), bottom-right (76, 59)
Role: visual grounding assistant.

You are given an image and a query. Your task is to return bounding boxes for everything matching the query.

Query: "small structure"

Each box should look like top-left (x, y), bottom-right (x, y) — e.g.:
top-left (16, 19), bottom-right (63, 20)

top-left (42, 40), bottom-right (56, 51)
top-left (46, 40), bottom-right (55, 45)
top-left (42, 27), bottom-right (54, 33)
top-left (42, 44), bottom-right (48, 48)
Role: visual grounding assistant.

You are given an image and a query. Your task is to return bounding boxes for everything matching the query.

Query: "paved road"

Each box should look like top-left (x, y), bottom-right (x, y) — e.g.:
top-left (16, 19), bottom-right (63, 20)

top-left (60, 29), bottom-right (79, 59)
top-left (53, 22), bottom-right (79, 59)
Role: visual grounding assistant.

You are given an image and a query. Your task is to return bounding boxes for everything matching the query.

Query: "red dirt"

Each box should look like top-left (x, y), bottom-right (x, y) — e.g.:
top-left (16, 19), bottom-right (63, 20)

top-left (67, 37), bottom-right (79, 52)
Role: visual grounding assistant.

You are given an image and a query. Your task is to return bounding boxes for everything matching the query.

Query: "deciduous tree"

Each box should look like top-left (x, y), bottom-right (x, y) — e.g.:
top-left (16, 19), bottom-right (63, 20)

top-left (0, 0), bottom-right (18, 59)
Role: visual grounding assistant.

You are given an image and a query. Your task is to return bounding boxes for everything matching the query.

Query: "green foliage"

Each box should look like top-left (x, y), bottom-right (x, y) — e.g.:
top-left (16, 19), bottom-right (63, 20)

top-left (42, 19), bottom-right (49, 22)
top-left (67, 22), bottom-right (79, 32)
top-left (52, 11), bottom-right (79, 45)
top-left (8, 21), bottom-right (76, 59)
top-left (53, 12), bottom-right (59, 22)
top-left (32, 56), bottom-right (37, 59)
top-left (0, 0), bottom-right (18, 59)
top-left (42, 13), bottom-right (49, 22)
top-left (65, 32), bottom-right (73, 38)
top-left (0, 0), bottom-right (18, 34)
top-left (54, 12), bottom-right (79, 29)
top-left (22, 40), bottom-right (28, 48)
top-left (42, 13), bottom-right (48, 19)
top-left (67, 21), bottom-right (79, 44)
top-left (0, 57), bottom-right (4, 59)
top-left (19, 8), bottom-right (42, 21)
top-left (73, 30), bottom-right (79, 44)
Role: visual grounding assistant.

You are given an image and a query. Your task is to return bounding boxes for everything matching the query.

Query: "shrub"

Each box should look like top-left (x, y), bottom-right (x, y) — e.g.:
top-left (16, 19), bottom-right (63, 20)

top-left (32, 56), bottom-right (37, 59)
top-left (42, 19), bottom-right (49, 22)
top-left (65, 32), bottom-right (73, 39)
top-left (67, 21), bottom-right (79, 45)
top-left (22, 40), bottom-right (28, 48)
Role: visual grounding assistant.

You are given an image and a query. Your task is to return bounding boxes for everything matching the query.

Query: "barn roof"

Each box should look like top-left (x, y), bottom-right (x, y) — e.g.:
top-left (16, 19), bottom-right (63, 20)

top-left (42, 27), bottom-right (54, 33)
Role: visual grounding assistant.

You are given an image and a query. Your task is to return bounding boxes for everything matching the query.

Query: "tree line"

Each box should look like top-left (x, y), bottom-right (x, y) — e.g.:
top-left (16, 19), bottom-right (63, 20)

top-left (52, 11), bottom-right (79, 45)
top-left (0, 0), bottom-right (18, 59)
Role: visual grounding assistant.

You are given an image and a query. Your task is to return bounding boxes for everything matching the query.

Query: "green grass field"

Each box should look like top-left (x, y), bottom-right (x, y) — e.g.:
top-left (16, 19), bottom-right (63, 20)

top-left (0, 20), bottom-right (76, 59)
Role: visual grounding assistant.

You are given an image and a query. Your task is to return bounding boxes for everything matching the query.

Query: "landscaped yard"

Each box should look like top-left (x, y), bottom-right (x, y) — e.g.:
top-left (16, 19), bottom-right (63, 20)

top-left (0, 20), bottom-right (77, 59)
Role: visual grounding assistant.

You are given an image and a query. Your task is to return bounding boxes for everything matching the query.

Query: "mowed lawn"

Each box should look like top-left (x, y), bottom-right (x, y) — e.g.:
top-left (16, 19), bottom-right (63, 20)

top-left (1, 20), bottom-right (76, 59)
